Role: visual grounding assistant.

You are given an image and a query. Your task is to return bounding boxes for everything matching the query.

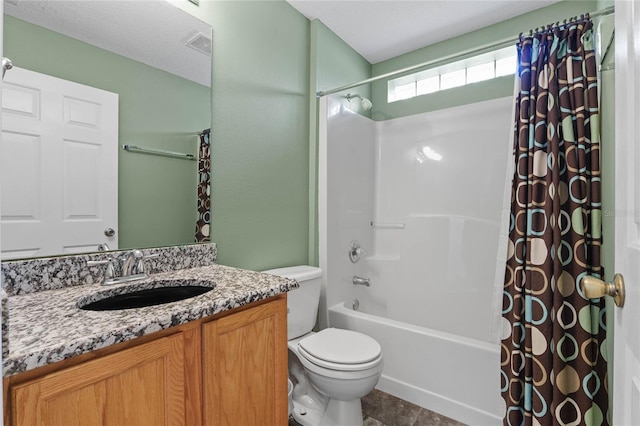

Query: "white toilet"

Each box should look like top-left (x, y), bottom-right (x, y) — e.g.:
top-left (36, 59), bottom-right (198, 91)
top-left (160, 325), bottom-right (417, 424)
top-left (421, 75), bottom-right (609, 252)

top-left (263, 266), bottom-right (383, 426)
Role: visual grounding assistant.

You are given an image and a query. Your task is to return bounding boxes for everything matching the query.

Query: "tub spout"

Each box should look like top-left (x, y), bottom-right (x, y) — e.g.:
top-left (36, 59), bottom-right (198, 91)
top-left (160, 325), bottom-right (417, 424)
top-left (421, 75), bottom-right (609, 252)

top-left (353, 276), bottom-right (370, 286)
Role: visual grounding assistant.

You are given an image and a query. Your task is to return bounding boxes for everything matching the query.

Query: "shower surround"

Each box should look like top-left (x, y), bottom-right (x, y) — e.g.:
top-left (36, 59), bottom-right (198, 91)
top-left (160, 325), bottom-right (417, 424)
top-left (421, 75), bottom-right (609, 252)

top-left (318, 96), bottom-right (513, 425)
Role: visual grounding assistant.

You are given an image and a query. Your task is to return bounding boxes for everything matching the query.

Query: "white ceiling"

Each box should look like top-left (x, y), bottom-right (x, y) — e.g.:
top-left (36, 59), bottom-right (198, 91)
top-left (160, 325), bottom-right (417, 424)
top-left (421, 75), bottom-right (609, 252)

top-left (287, 0), bottom-right (562, 64)
top-left (4, 0), bottom-right (212, 87)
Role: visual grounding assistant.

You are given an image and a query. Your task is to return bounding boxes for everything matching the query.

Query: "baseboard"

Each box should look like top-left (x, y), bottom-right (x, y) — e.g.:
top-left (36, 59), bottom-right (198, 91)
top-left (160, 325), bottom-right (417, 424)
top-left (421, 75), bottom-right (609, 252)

top-left (376, 375), bottom-right (502, 426)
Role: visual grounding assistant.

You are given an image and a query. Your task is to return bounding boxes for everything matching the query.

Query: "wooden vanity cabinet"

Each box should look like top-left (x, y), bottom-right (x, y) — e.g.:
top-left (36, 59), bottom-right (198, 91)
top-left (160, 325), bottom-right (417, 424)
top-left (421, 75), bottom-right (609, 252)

top-left (3, 294), bottom-right (288, 426)
top-left (202, 297), bottom-right (288, 426)
top-left (10, 333), bottom-right (187, 426)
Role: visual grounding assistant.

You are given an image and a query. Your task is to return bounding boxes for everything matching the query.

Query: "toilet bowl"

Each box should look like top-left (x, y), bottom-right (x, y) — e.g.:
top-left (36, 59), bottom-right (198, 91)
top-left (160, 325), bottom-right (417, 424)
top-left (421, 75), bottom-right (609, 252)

top-left (288, 329), bottom-right (383, 426)
top-left (263, 266), bottom-right (383, 426)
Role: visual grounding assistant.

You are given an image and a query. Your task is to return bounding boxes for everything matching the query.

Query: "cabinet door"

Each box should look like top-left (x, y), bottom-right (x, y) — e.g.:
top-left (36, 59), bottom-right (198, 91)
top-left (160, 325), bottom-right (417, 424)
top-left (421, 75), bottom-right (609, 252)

top-left (203, 297), bottom-right (288, 426)
top-left (11, 333), bottom-right (185, 426)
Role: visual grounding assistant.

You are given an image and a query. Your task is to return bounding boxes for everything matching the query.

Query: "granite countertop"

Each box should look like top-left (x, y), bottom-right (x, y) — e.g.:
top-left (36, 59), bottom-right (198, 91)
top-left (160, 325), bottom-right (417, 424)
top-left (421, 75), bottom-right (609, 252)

top-left (2, 264), bottom-right (297, 377)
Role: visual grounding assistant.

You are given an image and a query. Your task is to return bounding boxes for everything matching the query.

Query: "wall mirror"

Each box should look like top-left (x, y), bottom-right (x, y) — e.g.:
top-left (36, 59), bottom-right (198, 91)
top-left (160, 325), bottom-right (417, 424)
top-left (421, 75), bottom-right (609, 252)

top-left (1, 0), bottom-right (212, 261)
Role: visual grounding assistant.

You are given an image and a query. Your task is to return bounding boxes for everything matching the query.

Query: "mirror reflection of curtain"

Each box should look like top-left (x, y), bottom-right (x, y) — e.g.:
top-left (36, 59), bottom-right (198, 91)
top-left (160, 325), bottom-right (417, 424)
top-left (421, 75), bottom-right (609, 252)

top-left (195, 129), bottom-right (211, 242)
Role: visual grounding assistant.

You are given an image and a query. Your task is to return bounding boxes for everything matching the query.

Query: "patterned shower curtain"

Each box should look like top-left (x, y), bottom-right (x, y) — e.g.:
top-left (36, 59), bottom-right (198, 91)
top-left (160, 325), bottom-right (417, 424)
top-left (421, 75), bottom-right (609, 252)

top-left (501, 18), bottom-right (608, 425)
top-left (195, 129), bottom-right (211, 242)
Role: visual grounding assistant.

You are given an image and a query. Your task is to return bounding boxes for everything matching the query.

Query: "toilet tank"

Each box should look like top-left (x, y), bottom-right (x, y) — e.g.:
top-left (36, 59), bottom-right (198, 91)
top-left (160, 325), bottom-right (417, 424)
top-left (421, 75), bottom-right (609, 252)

top-left (262, 265), bottom-right (323, 340)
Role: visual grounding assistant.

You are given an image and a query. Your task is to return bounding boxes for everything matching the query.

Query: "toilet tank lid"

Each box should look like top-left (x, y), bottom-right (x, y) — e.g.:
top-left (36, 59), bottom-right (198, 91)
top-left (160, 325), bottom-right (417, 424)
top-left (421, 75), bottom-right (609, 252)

top-left (262, 265), bottom-right (323, 281)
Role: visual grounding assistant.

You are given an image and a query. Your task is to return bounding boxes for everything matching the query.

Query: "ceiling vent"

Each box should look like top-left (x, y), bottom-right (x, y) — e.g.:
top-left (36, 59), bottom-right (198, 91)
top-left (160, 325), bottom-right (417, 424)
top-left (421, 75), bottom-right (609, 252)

top-left (186, 33), bottom-right (212, 56)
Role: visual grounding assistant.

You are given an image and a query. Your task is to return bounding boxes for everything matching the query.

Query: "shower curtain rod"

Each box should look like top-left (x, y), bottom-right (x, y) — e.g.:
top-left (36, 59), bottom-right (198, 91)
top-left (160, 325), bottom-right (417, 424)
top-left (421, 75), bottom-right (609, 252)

top-left (316, 5), bottom-right (614, 98)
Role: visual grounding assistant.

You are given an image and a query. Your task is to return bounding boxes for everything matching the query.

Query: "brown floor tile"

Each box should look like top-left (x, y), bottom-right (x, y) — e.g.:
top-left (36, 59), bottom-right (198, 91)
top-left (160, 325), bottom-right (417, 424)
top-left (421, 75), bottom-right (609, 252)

top-left (413, 408), bottom-right (467, 426)
top-left (362, 389), bottom-right (422, 426)
top-left (364, 416), bottom-right (387, 426)
top-left (362, 389), bottom-right (469, 426)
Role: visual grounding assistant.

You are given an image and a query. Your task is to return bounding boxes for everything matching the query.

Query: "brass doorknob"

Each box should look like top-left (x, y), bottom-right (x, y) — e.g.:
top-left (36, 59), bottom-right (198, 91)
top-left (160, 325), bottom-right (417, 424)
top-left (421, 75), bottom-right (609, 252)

top-left (580, 274), bottom-right (625, 307)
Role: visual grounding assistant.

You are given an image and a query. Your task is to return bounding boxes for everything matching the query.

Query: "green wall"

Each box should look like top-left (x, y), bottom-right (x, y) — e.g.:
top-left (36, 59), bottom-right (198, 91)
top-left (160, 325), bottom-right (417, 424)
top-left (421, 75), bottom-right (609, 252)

top-left (370, 1), bottom-right (600, 120)
top-left (4, 15), bottom-right (211, 250)
top-left (312, 20), bottom-right (372, 113)
top-left (203, 1), bottom-right (311, 270)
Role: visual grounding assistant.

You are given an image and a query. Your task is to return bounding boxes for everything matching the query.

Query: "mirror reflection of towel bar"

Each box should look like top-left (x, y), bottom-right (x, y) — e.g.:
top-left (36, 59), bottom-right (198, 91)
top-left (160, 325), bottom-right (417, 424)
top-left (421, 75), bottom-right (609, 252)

top-left (122, 144), bottom-right (197, 161)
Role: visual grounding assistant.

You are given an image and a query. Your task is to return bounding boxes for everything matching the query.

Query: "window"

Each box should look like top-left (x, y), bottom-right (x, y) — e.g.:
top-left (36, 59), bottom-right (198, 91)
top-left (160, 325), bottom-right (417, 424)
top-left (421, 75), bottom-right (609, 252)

top-left (440, 69), bottom-right (466, 90)
top-left (496, 55), bottom-right (518, 77)
top-left (388, 46), bottom-right (517, 102)
top-left (416, 76), bottom-right (439, 95)
top-left (394, 82), bottom-right (416, 101)
top-left (467, 62), bottom-right (495, 83)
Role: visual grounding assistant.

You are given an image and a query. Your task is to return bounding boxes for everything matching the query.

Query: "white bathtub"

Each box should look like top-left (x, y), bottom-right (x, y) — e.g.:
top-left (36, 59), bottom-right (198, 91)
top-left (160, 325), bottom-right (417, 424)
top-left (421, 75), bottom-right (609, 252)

top-left (328, 301), bottom-right (503, 425)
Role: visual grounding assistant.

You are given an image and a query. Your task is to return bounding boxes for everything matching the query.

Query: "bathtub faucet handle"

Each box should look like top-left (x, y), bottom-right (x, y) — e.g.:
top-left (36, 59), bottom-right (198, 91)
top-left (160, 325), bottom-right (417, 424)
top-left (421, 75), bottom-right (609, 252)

top-left (352, 275), bottom-right (370, 287)
top-left (349, 241), bottom-right (366, 263)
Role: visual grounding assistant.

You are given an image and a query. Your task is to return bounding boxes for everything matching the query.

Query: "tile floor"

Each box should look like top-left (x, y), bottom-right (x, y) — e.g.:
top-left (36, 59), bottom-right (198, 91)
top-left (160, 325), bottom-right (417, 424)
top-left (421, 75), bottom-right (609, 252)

top-left (289, 388), bottom-right (467, 426)
top-left (361, 389), bottom-right (466, 426)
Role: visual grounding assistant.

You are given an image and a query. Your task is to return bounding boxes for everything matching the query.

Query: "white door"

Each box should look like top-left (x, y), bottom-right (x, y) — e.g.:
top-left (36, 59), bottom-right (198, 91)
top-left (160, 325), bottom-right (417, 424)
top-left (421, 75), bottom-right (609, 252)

top-left (1, 67), bottom-right (118, 259)
top-left (613, 1), bottom-right (640, 424)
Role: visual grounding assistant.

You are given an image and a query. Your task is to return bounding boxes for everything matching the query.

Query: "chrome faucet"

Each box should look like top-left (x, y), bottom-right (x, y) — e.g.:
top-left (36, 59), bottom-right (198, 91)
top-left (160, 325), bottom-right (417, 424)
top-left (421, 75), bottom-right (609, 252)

top-left (352, 275), bottom-right (371, 287)
top-left (87, 249), bottom-right (158, 286)
top-left (122, 249), bottom-right (144, 276)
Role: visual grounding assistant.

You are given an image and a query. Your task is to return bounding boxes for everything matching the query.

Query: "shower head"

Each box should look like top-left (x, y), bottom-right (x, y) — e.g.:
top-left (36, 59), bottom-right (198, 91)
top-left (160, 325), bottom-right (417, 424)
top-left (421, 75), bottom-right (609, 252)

top-left (2, 57), bottom-right (13, 80)
top-left (346, 93), bottom-right (373, 111)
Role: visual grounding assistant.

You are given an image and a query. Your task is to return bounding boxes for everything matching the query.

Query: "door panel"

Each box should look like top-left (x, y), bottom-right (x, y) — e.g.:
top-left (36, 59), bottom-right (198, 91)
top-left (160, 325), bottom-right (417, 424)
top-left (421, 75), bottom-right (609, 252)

top-left (613, 1), bottom-right (640, 424)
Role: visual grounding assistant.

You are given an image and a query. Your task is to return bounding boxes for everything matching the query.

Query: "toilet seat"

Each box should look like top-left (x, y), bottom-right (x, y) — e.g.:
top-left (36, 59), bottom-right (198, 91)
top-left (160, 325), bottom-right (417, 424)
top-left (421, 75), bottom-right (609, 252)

top-left (297, 328), bottom-right (382, 372)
